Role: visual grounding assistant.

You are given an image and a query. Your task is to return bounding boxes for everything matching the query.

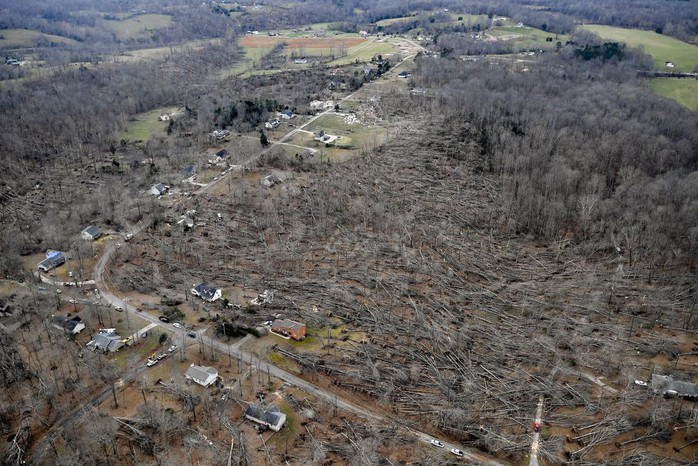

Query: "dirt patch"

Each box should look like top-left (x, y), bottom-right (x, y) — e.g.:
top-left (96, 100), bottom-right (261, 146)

top-left (240, 35), bottom-right (367, 49)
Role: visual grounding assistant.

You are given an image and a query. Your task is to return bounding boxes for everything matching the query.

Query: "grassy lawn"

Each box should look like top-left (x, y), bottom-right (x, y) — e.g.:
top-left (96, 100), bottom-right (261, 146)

top-left (328, 40), bottom-right (398, 66)
top-left (488, 25), bottom-right (569, 51)
top-left (650, 78), bottom-right (698, 111)
top-left (0, 28), bottom-right (79, 48)
top-left (118, 106), bottom-right (180, 142)
top-left (582, 25), bottom-right (698, 72)
top-left (104, 14), bottom-right (173, 41)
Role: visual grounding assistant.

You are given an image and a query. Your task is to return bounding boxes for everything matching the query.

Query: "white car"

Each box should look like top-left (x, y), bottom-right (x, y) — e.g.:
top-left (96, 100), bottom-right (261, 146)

top-left (168, 345), bottom-right (178, 352)
top-left (634, 380), bottom-right (648, 387)
top-left (451, 448), bottom-right (464, 457)
top-left (430, 439), bottom-right (444, 448)
top-left (173, 323), bottom-right (183, 329)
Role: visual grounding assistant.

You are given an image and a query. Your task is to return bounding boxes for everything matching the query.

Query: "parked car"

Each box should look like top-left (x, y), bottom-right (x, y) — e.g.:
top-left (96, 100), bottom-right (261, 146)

top-left (168, 345), bottom-right (178, 353)
top-left (187, 332), bottom-right (196, 338)
top-left (173, 323), bottom-right (183, 329)
top-left (430, 439), bottom-right (444, 448)
top-left (159, 316), bottom-right (170, 323)
top-left (114, 306), bottom-right (123, 312)
top-left (450, 448), bottom-right (464, 457)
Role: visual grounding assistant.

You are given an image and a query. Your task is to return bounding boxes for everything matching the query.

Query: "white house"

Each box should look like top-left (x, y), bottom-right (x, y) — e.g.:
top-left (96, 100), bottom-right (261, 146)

top-left (150, 183), bottom-right (169, 196)
top-left (191, 283), bottom-right (222, 302)
top-left (185, 364), bottom-right (219, 387)
top-left (81, 225), bottom-right (101, 241)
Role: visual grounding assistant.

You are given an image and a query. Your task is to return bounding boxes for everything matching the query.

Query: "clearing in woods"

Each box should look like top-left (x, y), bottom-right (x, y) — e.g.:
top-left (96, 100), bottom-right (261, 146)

top-left (581, 24), bottom-right (698, 71)
top-left (103, 14), bottom-right (174, 41)
top-left (650, 78), bottom-right (698, 111)
top-left (239, 35), bottom-right (367, 56)
top-left (0, 28), bottom-right (79, 48)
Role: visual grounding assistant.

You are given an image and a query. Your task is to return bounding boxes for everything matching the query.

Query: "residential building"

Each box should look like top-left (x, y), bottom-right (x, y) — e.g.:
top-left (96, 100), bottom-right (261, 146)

top-left (52, 316), bottom-right (85, 335)
top-left (88, 330), bottom-right (124, 352)
top-left (191, 283), bottom-right (222, 302)
top-left (150, 183), bottom-right (169, 196)
top-left (185, 364), bottom-right (219, 387)
top-left (38, 251), bottom-right (66, 272)
top-left (271, 319), bottom-right (306, 341)
top-left (81, 225), bottom-right (101, 241)
top-left (244, 405), bottom-right (286, 431)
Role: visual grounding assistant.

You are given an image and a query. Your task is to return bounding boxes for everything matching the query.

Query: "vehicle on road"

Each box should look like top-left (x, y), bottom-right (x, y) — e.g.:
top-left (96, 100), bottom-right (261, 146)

top-left (115, 306), bottom-right (123, 312)
top-left (534, 421), bottom-right (541, 432)
top-left (146, 359), bottom-right (157, 367)
top-left (451, 448), bottom-right (464, 457)
top-left (173, 323), bottom-right (183, 329)
top-left (187, 332), bottom-right (196, 338)
top-left (159, 316), bottom-right (170, 322)
top-left (125, 233), bottom-right (133, 241)
top-left (430, 439), bottom-right (444, 448)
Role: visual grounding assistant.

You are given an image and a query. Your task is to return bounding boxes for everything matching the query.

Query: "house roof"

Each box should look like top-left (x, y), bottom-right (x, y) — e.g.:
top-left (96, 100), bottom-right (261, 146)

top-left (38, 252), bottom-right (65, 269)
top-left (181, 164), bottom-right (196, 178)
top-left (215, 149), bottom-right (229, 159)
top-left (152, 183), bottom-right (167, 194)
top-left (82, 225), bottom-right (101, 237)
top-left (245, 405), bottom-right (286, 430)
top-left (652, 374), bottom-right (698, 398)
top-left (271, 319), bottom-right (304, 332)
top-left (91, 332), bottom-right (122, 351)
top-left (193, 283), bottom-right (220, 300)
top-left (185, 364), bottom-right (218, 385)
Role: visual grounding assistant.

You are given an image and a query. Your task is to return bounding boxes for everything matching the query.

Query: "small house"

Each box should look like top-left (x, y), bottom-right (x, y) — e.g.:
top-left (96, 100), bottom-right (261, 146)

top-left (271, 319), bottom-right (306, 341)
top-left (191, 283), bottom-right (222, 302)
top-left (52, 316), bottom-right (85, 335)
top-left (88, 330), bottom-right (124, 352)
top-left (260, 174), bottom-right (282, 188)
top-left (185, 364), bottom-right (219, 387)
top-left (38, 251), bottom-right (66, 272)
top-left (181, 164), bottom-right (196, 180)
top-left (150, 183), bottom-right (169, 196)
top-left (245, 405), bottom-right (286, 431)
top-left (81, 225), bottom-right (101, 241)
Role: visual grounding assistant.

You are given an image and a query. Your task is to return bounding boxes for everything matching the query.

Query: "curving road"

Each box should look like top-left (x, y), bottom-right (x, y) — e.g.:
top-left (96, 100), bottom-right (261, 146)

top-left (88, 62), bottom-right (507, 466)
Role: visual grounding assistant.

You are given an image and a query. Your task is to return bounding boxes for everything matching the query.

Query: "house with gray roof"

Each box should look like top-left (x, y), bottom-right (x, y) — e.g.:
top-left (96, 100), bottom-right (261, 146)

top-left (38, 251), bottom-right (66, 272)
top-left (244, 405), bottom-right (286, 431)
top-left (185, 364), bottom-right (219, 387)
top-left (81, 225), bottom-right (101, 241)
top-left (88, 330), bottom-right (124, 352)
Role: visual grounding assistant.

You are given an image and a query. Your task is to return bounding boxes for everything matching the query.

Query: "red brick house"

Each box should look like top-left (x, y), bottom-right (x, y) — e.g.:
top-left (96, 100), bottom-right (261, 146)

top-left (271, 319), bottom-right (306, 341)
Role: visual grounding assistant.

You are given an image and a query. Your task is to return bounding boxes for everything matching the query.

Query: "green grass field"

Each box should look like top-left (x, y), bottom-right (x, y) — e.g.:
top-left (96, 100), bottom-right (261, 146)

top-left (488, 25), bottom-right (569, 51)
top-left (0, 28), bottom-right (79, 48)
top-left (582, 25), bottom-right (698, 72)
top-left (650, 78), bottom-right (698, 111)
top-left (328, 39), bottom-right (398, 66)
top-left (119, 106), bottom-right (180, 142)
top-left (104, 14), bottom-right (173, 41)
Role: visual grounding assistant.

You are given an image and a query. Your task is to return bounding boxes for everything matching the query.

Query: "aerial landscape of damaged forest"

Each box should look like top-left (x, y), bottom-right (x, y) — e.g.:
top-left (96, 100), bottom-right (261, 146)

top-left (0, 0), bottom-right (697, 465)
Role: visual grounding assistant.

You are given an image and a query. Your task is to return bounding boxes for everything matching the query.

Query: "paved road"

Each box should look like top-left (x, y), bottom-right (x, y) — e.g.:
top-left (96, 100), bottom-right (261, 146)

top-left (529, 396), bottom-right (544, 466)
top-left (85, 60), bottom-right (508, 466)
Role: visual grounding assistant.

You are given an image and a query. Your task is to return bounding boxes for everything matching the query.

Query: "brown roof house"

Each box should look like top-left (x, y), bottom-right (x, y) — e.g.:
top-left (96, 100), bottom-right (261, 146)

top-left (271, 319), bottom-right (306, 341)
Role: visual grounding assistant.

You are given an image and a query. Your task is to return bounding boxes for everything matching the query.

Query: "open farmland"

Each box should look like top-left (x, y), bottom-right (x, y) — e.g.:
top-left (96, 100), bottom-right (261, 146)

top-left (650, 78), bottom-right (698, 111)
top-left (239, 34), bottom-right (367, 57)
top-left (103, 14), bottom-right (173, 41)
top-left (0, 28), bottom-right (79, 48)
top-left (582, 24), bottom-right (698, 71)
